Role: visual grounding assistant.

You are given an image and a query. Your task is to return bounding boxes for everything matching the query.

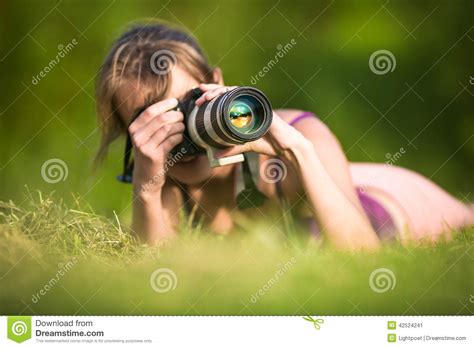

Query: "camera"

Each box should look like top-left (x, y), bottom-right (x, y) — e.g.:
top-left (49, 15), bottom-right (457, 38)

top-left (118, 86), bottom-right (272, 183)
top-left (171, 86), bottom-right (273, 167)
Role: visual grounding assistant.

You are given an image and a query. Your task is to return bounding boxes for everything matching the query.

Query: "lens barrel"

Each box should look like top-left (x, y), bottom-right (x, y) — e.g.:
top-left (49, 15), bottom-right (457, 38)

top-left (188, 87), bottom-right (272, 149)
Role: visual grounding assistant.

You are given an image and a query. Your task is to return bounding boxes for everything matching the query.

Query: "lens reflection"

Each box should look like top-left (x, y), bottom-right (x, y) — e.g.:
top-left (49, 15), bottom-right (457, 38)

top-left (229, 102), bottom-right (253, 129)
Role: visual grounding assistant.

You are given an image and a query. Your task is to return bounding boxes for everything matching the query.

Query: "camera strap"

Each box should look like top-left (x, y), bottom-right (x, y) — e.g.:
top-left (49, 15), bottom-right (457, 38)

top-left (235, 152), bottom-right (266, 209)
top-left (116, 132), bottom-right (134, 183)
top-left (117, 105), bottom-right (150, 184)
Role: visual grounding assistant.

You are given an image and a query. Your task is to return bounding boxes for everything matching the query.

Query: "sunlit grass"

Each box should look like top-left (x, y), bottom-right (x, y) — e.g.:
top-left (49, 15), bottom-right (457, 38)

top-left (0, 191), bottom-right (472, 315)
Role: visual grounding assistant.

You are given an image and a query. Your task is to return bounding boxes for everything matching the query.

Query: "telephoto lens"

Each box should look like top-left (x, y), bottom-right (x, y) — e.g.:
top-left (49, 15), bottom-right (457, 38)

top-left (119, 86), bottom-right (273, 183)
top-left (169, 86), bottom-right (272, 167)
top-left (188, 86), bottom-right (272, 149)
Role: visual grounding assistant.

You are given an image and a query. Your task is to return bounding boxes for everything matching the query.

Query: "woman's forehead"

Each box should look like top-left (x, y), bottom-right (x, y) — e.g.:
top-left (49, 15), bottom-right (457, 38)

top-left (167, 66), bottom-right (200, 99)
top-left (116, 66), bottom-right (200, 124)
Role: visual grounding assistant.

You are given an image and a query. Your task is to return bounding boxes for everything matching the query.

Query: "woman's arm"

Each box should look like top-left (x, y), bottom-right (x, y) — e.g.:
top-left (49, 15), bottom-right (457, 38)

top-left (282, 116), bottom-right (380, 249)
top-left (197, 84), bottom-right (379, 250)
top-left (270, 110), bottom-right (379, 249)
top-left (128, 98), bottom-right (185, 245)
top-left (132, 184), bottom-right (181, 246)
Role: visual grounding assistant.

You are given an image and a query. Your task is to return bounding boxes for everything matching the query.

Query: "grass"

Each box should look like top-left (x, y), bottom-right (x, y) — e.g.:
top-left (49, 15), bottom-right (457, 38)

top-left (0, 191), bottom-right (473, 315)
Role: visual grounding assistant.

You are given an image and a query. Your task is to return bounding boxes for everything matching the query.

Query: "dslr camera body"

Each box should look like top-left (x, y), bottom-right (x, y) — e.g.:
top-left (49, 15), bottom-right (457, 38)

top-left (171, 86), bottom-right (273, 166)
top-left (119, 86), bottom-right (273, 184)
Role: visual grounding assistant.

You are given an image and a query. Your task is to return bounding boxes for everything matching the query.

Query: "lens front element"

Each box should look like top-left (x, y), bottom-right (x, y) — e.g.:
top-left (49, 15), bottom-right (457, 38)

top-left (229, 101), bottom-right (254, 132)
top-left (188, 86), bottom-right (272, 149)
top-left (229, 102), bottom-right (252, 129)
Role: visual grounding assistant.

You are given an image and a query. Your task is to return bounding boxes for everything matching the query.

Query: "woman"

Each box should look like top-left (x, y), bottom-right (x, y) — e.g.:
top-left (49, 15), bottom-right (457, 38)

top-left (95, 23), bottom-right (473, 249)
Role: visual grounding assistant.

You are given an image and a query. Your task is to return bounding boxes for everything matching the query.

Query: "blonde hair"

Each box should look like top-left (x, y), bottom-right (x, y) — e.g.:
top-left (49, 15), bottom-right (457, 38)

top-left (95, 22), bottom-right (215, 163)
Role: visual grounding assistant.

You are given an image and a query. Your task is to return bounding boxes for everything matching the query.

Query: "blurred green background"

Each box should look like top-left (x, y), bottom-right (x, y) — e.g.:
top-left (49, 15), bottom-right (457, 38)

top-left (1, 0), bottom-right (473, 221)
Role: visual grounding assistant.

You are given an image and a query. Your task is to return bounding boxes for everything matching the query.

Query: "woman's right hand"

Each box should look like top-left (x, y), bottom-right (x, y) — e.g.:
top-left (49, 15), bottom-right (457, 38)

top-left (127, 98), bottom-right (184, 195)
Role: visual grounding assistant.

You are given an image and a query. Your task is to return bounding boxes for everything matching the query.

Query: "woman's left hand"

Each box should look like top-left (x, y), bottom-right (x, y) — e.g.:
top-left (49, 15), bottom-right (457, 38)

top-left (196, 83), bottom-right (308, 160)
top-left (198, 85), bottom-right (380, 250)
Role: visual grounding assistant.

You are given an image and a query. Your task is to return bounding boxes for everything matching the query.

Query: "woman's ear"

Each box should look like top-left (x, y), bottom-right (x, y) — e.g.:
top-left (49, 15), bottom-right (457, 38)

top-left (212, 67), bottom-right (224, 84)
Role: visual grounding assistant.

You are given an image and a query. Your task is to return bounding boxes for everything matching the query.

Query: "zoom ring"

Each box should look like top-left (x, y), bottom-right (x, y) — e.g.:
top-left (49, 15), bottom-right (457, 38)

top-left (194, 100), bottom-right (226, 148)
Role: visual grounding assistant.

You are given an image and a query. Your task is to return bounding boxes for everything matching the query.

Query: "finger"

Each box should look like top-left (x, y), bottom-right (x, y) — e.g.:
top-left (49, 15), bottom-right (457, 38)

top-left (134, 122), bottom-right (185, 150)
top-left (195, 86), bottom-right (237, 106)
top-left (132, 111), bottom-right (183, 146)
top-left (195, 88), bottom-right (223, 106)
top-left (198, 83), bottom-right (223, 91)
top-left (162, 133), bottom-right (185, 154)
top-left (137, 121), bottom-right (184, 149)
top-left (128, 98), bottom-right (178, 134)
top-left (134, 130), bottom-right (184, 162)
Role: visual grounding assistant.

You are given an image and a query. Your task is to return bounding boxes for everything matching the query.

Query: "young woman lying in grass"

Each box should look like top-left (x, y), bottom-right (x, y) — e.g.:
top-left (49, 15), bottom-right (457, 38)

top-left (95, 22), bottom-right (473, 250)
